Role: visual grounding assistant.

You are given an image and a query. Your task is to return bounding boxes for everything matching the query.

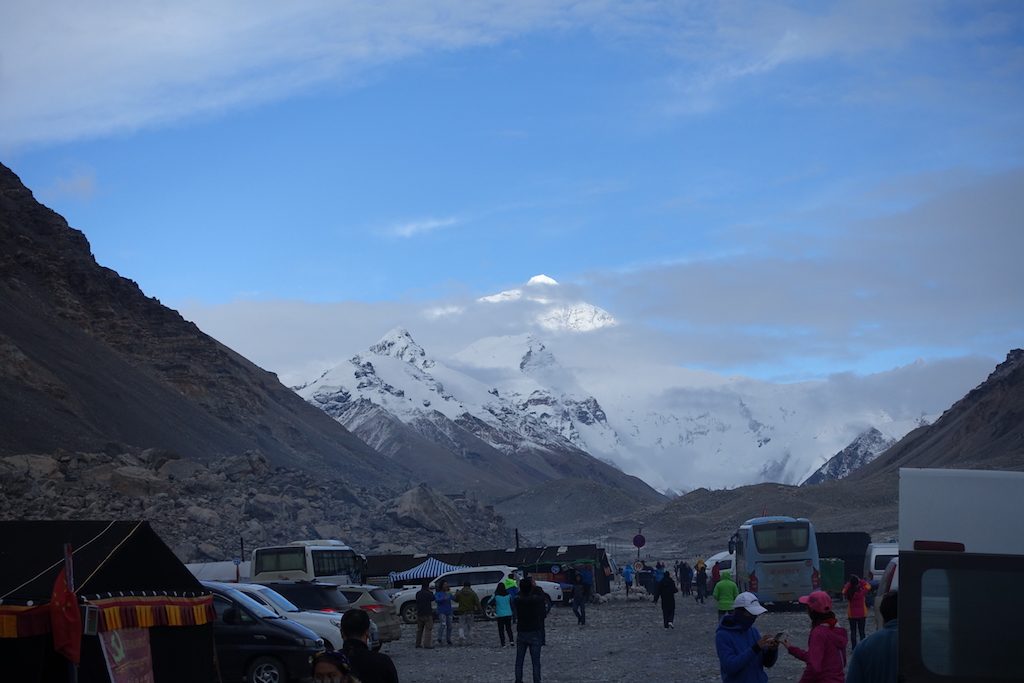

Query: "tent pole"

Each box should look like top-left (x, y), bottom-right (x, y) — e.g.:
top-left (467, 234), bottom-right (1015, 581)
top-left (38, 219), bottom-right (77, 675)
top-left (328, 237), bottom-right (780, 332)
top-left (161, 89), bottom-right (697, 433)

top-left (64, 542), bottom-right (78, 683)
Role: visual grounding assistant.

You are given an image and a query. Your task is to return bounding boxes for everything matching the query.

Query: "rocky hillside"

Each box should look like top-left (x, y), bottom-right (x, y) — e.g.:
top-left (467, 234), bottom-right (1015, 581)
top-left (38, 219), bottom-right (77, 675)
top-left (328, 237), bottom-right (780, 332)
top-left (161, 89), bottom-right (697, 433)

top-left (801, 427), bottom-right (896, 485)
top-left (574, 350), bottom-right (1024, 558)
top-left (0, 162), bottom-right (400, 486)
top-left (0, 448), bottom-right (510, 561)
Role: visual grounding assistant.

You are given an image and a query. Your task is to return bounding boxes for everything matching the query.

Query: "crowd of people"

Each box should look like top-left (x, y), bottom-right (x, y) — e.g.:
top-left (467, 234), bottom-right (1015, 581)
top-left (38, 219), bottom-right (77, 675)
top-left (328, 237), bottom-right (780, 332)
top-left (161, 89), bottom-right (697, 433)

top-left (309, 562), bottom-right (898, 683)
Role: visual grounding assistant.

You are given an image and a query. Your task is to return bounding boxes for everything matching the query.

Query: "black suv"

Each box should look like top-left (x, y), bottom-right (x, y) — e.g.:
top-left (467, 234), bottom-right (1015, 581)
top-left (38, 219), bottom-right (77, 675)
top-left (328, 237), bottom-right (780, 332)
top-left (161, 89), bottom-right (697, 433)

top-left (204, 581), bottom-right (322, 683)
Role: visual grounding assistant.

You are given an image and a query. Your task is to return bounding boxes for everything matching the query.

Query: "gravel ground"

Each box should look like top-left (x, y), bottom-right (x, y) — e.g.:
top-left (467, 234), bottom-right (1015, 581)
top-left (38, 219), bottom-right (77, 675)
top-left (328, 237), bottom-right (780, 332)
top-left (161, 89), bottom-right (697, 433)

top-left (382, 588), bottom-right (854, 682)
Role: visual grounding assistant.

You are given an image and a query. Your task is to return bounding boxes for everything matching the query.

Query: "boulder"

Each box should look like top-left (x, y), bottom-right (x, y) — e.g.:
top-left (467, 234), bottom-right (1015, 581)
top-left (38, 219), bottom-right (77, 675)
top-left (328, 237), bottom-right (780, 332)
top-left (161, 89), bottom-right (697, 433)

top-left (1, 454), bottom-right (59, 478)
top-left (158, 459), bottom-right (205, 481)
top-left (385, 483), bottom-right (466, 533)
top-left (110, 466), bottom-right (170, 497)
top-left (186, 505), bottom-right (220, 526)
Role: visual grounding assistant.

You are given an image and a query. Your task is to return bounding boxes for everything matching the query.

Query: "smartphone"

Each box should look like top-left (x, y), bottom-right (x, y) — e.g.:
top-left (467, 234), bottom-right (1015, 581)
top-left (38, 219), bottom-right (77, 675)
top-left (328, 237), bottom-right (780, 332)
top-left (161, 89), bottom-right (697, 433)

top-left (772, 632), bottom-right (785, 642)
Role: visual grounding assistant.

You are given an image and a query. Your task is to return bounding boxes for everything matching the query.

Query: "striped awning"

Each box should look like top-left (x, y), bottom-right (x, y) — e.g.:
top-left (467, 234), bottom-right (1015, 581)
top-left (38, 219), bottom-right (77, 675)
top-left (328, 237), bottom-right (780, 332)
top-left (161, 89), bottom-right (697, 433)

top-left (389, 557), bottom-right (466, 582)
top-left (0, 594), bottom-right (215, 638)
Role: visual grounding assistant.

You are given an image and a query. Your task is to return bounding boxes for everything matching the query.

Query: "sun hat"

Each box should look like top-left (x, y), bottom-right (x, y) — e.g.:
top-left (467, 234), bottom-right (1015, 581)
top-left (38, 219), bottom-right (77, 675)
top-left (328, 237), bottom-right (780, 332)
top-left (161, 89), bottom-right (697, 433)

top-left (798, 590), bottom-right (833, 614)
top-left (733, 592), bottom-right (768, 615)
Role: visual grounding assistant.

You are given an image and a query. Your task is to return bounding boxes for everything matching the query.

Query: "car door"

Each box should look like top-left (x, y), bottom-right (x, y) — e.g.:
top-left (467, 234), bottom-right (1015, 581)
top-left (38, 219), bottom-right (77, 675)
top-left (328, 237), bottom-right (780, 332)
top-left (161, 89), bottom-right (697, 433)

top-left (211, 593), bottom-right (257, 681)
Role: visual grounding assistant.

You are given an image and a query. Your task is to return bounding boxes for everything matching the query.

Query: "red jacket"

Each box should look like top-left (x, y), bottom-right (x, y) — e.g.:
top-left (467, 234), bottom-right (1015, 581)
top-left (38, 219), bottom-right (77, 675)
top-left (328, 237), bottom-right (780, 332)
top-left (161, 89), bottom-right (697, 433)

top-left (843, 580), bottom-right (871, 619)
top-left (787, 619), bottom-right (848, 683)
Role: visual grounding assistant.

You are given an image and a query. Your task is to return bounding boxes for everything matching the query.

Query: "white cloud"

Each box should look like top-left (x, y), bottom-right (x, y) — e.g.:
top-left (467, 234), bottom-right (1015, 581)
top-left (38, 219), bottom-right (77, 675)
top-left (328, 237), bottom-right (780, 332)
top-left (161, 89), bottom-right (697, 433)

top-left (38, 167), bottom-right (98, 201)
top-left (388, 217), bottom-right (459, 239)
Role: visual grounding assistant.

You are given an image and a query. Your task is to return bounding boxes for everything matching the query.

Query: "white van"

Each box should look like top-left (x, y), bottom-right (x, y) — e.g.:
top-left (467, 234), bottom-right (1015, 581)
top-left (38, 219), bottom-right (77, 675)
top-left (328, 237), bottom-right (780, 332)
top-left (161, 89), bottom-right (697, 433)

top-left (863, 542), bottom-right (898, 582)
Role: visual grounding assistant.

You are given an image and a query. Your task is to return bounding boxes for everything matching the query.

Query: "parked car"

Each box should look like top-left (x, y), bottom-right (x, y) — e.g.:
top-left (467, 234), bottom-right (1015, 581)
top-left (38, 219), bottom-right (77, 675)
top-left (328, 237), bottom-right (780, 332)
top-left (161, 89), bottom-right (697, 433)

top-left (337, 584), bottom-right (402, 644)
top-left (203, 580), bottom-right (322, 683)
top-left (262, 580), bottom-right (381, 651)
top-left (233, 582), bottom-right (345, 650)
top-left (863, 542), bottom-right (898, 582)
top-left (391, 565), bottom-right (563, 624)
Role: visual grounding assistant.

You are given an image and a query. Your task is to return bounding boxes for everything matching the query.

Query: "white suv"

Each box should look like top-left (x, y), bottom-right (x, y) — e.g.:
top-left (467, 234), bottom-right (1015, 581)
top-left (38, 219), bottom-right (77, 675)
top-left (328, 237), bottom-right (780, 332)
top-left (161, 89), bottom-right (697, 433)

top-left (392, 565), bottom-right (562, 624)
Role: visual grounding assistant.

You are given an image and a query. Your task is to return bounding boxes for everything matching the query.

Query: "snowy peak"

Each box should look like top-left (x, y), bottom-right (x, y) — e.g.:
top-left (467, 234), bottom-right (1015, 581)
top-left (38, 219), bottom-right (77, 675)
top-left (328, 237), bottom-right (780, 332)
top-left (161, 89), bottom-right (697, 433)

top-left (526, 274), bottom-right (559, 286)
top-left (801, 427), bottom-right (896, 486)
top-left (518, 335), bottom-right (557, 374)
top-left (536, 303), bottom-right (617, 333)
top-left (368, 327), bottom-right (435, 370)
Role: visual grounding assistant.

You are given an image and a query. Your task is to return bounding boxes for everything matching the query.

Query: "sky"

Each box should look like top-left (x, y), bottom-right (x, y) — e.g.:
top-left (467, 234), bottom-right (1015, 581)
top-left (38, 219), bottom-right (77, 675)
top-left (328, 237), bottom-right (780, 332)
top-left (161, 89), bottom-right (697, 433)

top-left (2, 0), bottom-right (1023, 385)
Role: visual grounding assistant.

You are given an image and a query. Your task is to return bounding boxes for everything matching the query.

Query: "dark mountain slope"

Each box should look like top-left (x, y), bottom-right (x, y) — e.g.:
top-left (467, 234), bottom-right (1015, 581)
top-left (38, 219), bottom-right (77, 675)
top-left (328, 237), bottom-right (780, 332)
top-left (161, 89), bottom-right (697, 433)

top-left (0, 162), bottom-right (404, 486)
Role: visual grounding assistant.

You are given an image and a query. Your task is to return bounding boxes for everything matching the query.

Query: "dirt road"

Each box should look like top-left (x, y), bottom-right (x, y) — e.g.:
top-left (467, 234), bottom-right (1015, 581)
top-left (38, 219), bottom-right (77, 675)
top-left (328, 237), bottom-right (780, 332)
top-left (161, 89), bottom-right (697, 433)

top-left (384, 589), bottom-right (844, 682)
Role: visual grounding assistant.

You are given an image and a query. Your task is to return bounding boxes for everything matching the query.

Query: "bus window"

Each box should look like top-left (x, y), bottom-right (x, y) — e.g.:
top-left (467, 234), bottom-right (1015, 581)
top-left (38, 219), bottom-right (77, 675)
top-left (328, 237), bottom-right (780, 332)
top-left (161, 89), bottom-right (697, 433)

top-left (254, 547), bottom-right (306, 574)
top-left (311, 549), bottom-right (359, 579)
top-left (754, 523), bottom-right (809, 553)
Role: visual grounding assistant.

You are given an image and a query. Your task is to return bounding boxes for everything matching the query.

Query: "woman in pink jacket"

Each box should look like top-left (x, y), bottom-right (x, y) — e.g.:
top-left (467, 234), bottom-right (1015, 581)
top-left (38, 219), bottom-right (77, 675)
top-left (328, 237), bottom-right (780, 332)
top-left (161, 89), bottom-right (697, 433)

top-left (782, 590), bottom-right (848, 683)
top-left (842, 574), bottom-right (871, 649)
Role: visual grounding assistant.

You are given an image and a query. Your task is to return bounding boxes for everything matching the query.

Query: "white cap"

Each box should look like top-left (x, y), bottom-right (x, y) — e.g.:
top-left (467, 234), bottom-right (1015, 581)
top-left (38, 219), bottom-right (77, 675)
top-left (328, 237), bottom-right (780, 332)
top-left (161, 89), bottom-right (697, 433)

top-left (733, 592), bottom-right (767, 615)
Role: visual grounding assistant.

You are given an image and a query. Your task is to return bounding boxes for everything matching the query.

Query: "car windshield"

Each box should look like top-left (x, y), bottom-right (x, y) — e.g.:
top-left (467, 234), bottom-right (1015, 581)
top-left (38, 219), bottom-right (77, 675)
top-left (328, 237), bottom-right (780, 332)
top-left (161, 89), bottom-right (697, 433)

top-left (221, 587), bottom-right (280, 619)
top-left (255, 587), bottom-right (302, 613)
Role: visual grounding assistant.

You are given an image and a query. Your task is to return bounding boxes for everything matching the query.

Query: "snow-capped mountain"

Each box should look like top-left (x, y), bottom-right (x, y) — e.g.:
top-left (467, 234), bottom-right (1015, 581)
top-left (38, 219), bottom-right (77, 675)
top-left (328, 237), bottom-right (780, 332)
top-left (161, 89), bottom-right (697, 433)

top-left (476, 274), bottom-right (617, 332)
top-left (800, 427), bottom-right (898, 486)
top-left (295, 328), bottom-right (663, 504)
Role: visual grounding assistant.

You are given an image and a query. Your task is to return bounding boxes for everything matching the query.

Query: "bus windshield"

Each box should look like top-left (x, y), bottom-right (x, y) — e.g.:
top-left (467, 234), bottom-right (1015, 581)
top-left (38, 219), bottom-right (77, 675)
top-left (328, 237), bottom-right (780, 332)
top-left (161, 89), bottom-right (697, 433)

top-left (312, 549), bottom-right (359, 578)
top-left (753, 522), bottom-right (810, 554)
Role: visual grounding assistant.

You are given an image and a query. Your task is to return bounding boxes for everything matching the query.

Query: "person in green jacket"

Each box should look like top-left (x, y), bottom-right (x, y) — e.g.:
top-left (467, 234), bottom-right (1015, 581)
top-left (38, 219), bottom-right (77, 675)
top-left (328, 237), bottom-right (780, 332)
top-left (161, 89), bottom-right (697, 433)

top-left (454, 581), bottom-right (481, 645)
top-left (713, 570), bottom-right (740, 618)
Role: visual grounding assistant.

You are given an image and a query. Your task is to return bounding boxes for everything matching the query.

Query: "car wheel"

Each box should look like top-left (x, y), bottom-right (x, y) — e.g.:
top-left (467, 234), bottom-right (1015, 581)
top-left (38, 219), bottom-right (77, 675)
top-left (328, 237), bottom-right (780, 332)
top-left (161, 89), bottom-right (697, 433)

top-left (400, 602), bottom-right (418, 625)
top-left (482, 597), bottom-right (497, 620)
top-left (246, 656), bottom-right (285, 683)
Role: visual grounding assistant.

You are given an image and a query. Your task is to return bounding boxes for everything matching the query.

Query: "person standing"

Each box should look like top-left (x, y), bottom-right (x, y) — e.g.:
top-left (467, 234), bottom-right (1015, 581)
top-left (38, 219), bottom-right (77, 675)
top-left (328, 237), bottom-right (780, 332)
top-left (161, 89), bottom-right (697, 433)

top-left (711, 561), bottom-right (722, 591)
top-left (652, 571), bottom-right (678, 628)
top-left (715, 592), bottom-right (778, 683)
top-left (414, 581), bottom-right (435, 649)
top-left (842, 575), bottom-right (871, 650)
top-left (713, 570), bottom-right (740, 618)
top-left (681, 562), bottom-right (693, 596)
top-left (454, 580), bottom-right (481, 645)
top-left (570, 575), bottom-right (587, 626)
top-left (341, 608), bottom-right (399, 683)
top-left (846, 591), bottom-right (898, 683)
top-left (695, 563), bottom-right (708, 604)
top-left (434, 580), bottom-right (454, 646)
top-left (622, 563), bottom-right (635, 598)
top-left (781, 590), bottom-right (848, 683)
top-left (513, 577), bottom-right (547, 683)
top-left (503, 573), bottom-right (520, 623)
top-left (493, 582), bottom-right (514, 647)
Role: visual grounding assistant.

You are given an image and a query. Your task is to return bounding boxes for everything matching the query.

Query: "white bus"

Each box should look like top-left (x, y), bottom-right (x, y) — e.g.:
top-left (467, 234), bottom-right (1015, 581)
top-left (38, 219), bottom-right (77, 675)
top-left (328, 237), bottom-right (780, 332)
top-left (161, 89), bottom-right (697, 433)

top-left (899, 468), bottom-right (1024, 682)
top-left (728, 516), bottom-right (820, 604)
top-left (251, 539), bottom-right (366, 585)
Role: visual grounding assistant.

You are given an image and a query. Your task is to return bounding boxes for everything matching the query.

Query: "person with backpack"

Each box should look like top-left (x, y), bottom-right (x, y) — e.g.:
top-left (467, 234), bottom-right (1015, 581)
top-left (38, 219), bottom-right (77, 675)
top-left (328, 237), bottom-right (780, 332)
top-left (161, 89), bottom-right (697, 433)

top-left (781, 590), bottom-right (848, 683)
top-left (513, 577), bottom-right (547, 683)
top-left (652, 571), bottom-right (678, 628)
top-left (454, 580), bottom-right (481, 645)
top-left (493, 582), bottom-right (515, 647)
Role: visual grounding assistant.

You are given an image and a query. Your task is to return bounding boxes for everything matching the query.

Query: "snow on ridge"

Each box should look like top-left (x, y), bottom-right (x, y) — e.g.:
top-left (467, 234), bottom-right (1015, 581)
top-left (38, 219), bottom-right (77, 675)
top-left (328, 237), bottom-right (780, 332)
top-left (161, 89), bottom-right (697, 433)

top-left (536, 303), bottom-right (617, 332)
top-left (478, 289), bottom-right (523, 303)
top-left (526, 274), bottom-right (559, 286)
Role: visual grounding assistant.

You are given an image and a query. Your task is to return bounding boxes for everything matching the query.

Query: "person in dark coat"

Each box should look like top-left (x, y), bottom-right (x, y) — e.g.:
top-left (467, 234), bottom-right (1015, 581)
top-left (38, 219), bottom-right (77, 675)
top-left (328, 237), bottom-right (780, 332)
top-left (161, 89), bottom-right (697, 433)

top-left (414, 581), bottom-right (435, 649)
top-left (695, 564), bottom-right (708, 604)
top-left (513, 577), bottom-right (547, 683)
top-left (652, 572), bottom-right (678, 628)
top-left (341, 609), bottom-right (399, 683)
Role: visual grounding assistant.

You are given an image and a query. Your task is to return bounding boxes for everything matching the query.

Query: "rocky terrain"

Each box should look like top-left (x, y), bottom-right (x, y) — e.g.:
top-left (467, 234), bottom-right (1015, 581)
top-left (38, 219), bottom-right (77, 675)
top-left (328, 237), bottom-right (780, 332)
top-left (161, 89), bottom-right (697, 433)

top-left (801, 427), bottom-right (897, 485)
top-left (0, 448), bottom-right (511, 562)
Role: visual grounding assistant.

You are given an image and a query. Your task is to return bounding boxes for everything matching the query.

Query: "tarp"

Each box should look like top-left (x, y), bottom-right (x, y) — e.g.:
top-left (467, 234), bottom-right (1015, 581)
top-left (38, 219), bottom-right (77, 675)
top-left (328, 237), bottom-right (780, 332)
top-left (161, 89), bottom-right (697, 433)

top-left (388, 557), bottom-right (466, 583)
top-left (0, 520), bottom-right (219, 683)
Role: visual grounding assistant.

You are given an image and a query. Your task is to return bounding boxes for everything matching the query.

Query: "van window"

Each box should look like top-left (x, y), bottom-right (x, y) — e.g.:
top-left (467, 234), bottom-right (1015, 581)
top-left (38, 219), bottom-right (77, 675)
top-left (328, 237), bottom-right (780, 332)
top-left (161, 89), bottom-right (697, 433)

top-left (920, 567), bottom-right (1020, 678)
top-left (754, 523), bottom-right (809, 553)
top-left (481, 570), bottom-right (505, 584)
top-left (874, 553), bottom-right (897, 571)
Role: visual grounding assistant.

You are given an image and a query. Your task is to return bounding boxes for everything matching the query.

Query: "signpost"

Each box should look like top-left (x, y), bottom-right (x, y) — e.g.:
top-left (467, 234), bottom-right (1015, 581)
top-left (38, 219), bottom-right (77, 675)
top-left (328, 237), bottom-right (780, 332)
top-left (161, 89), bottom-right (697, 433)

top-left (632, 528), bottom-right (645, 561)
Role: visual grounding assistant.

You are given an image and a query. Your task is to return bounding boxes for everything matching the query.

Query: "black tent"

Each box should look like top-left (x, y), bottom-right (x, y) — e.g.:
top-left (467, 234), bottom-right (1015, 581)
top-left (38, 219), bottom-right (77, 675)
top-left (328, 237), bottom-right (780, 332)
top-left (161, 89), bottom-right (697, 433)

top-left (0, 520), bottom-right (218, 682)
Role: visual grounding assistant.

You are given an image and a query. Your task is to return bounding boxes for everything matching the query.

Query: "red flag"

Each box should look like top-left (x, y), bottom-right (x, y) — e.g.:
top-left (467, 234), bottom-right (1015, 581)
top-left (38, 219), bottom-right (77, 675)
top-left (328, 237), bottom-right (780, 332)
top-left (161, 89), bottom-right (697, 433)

top-left (50, 568), bottom-right (82, 664)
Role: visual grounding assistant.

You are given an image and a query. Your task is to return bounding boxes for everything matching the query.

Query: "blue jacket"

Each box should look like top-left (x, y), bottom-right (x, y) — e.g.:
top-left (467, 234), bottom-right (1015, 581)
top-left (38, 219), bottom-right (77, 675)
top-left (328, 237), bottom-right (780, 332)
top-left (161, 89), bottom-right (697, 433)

top-left (493, 594), bottom-right (513, 618)
top-left (846, 619), bottom-right (898, 683)
top-left (622, 565), bottom-right (635, 583)
top-left (715, 614), bottom-right (778, 683)
top-left (435, 590), bottom-right (454, 615)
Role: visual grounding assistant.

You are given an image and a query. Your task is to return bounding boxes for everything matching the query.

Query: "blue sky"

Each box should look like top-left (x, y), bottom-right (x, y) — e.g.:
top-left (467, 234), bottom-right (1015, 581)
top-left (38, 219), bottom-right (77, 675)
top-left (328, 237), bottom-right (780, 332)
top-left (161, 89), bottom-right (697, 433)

top-left (2, 1), bottom-right (1023, 382)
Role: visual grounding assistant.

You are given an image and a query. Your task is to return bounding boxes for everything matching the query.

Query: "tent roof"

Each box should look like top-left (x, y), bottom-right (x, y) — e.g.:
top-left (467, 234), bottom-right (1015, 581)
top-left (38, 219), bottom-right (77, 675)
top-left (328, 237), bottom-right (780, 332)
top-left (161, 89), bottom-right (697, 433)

top-left (389, 557), bottom-right (466, 582)
top-left (0, 520), bottom-right (206, 603)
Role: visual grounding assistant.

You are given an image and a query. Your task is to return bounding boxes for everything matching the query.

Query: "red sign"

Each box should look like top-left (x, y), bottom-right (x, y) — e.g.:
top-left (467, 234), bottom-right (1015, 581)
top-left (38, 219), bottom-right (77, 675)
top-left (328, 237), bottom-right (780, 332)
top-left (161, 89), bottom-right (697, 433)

top-left (632, 534), bottom-right (646, 549)
top-left (100, 628), bottom-right (155, 683)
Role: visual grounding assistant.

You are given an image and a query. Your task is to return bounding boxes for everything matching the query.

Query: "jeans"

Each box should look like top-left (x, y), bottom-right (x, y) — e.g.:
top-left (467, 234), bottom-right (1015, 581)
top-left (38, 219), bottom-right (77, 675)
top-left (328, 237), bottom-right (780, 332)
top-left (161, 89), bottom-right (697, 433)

top-left (571, 597), bottom-right (586, 625)
top-left (849, 617), bottom-right (866, 648)
top-left (497, 616), bottom-right (514, 646)
top-left (457, 613), bottom-right (474, 641)
top-left (515, 630), bottom-right (543, 683)
top-left (436, 613), bottom-right (453, 643)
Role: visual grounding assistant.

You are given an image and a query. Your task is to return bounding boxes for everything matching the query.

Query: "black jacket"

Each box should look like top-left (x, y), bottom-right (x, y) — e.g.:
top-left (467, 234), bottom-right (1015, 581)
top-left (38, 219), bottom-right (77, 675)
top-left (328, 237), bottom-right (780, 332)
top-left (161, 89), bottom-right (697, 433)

top-left (342, 638), bottom-right (400, 683)
top-left (415, 588), bottom-right (434, 617)
top-left (514, 591), bottom-right (547, 633)
top-left (653, 576), bottom-right (678, 606)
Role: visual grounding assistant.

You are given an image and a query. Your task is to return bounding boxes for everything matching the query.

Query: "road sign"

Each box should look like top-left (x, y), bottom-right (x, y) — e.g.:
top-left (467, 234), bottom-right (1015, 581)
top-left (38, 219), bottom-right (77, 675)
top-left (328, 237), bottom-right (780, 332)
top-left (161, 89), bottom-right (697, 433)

top-left (632, 534), bottom-right (646, 549)
top-left (232, 557), bottom-right (241, 566)
top-left (550, 565), bottom-right (560, 574)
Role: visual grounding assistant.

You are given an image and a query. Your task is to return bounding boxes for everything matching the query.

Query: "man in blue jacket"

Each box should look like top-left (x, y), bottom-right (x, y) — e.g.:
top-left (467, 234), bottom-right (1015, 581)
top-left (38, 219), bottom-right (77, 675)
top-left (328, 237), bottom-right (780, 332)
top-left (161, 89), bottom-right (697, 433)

top-left (715, 592), bottom-right (779, 683)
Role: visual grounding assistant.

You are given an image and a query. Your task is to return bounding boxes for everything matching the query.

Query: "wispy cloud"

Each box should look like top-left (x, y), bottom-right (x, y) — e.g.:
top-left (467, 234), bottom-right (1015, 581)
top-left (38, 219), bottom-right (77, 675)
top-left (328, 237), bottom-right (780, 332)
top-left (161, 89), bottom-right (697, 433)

top-left (388, 217), bottom-right (459, 238)
top-left (38, 167), bottom-right (98, 202)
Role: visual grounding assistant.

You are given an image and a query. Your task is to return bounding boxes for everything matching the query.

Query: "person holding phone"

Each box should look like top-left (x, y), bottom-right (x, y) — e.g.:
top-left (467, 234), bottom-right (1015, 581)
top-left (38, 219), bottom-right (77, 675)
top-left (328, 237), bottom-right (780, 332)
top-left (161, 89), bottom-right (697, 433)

top-left (715, 592), bottom-right (779, 683)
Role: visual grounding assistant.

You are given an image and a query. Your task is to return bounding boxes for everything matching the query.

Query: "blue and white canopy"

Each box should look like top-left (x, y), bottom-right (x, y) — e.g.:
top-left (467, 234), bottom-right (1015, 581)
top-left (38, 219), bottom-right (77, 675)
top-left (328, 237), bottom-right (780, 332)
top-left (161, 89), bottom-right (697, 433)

top-left (389, 557), bottom-right (466, 583)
